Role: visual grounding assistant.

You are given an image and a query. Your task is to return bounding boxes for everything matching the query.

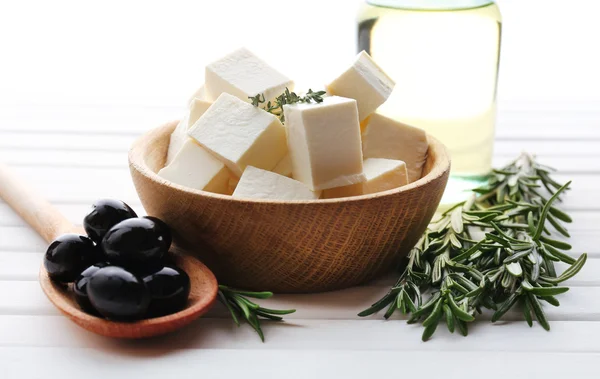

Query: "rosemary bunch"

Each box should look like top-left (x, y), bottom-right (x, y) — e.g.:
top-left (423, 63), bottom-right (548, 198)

top-left (359, 153), bottom-right (587, 341)
top-left (218, 285), bottom-right (296, 341)
top-left (249, 88), bottom-right (327, 122)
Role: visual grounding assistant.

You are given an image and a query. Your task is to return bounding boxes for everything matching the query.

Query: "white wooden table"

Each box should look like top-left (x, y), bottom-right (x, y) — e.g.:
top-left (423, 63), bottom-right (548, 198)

top-left (0, 103), bottom-right (598, 378)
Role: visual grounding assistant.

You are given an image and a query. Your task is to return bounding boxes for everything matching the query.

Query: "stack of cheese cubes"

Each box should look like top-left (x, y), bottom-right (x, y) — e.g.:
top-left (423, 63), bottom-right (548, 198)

top-left (159, 48), bottom-right (429, 201)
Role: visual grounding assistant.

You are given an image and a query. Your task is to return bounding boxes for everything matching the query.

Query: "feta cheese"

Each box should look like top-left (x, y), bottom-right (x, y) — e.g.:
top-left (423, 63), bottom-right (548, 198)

top-left (158, 139), bottom-right (230, 194)
top-left (284, 96), bottom-right (365, 191)
top-left (362, 158), bottom-right (409, 194)
top-left (166, 98), bottom-right (213, 165)
top-left (166, 116), bottom-right (189, 165)
top-left (205, 48), bottom-right (294, 103)
top-left (362, 113), bottom-right (428, 183)
top-left (321, 182), bottom-right (363, 199)
top-left (232, 166), bottom-right (320, 201)
top-left (187, 85), bottom-right (208, 106)
top-left (188, 98), bottom-right (213, 127)
top-left (323, 158), bottom-right (409, 198)
top-left (326, 51), bottom-right (395, 121)
top-left (188, 93), bottom-right (287, 177)
top-left (273, 154), bottom-right (293, 177)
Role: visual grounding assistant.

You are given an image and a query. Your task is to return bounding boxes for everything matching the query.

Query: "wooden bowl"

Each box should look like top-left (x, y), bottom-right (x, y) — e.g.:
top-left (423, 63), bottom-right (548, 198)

top-left (129, 121), bottom-right (450, 293)
top-left (39, 253), bottom-right (218, 339)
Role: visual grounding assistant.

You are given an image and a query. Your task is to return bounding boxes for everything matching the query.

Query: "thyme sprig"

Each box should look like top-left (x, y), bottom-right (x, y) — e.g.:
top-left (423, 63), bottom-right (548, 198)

top-left (218, 285), bottom-right (296, 342)
top-left (359, 153), bottom-right (587, 341)
top-left (249, 88), bottom-right (327, 122)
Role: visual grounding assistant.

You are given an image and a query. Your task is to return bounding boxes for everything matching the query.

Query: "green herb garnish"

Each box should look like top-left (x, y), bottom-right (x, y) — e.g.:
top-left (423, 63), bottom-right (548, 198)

top-left (249, 88), bottom-right (327, 122)
top-left (359, 153), bottom-right (587, 341)
top-left (218, 285), bottom-right (296, 342)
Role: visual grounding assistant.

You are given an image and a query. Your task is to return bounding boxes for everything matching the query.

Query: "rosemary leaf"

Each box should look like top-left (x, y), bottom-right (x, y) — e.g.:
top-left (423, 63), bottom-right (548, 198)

top-left (218, 285), bottom-right (296, 341)
top-left (360, 153), bottom-right (586, 340)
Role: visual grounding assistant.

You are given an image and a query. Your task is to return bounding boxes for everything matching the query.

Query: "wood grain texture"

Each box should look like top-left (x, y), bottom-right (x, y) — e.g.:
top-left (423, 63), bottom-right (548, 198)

top-left (129, 122), bottom-right (451, 293)
top-left (0, 163), bottom-right (76, 242)
top-left (39, 253), bottom-right (218, 339)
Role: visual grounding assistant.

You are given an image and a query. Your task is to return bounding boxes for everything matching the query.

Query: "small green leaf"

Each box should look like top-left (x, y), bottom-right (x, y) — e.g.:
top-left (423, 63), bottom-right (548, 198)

top-left (451, 207), bottom-right (464, 234)
top-left (540, 295), bottom-right (560, 307)
top-left (503, 248), bottom-right (533, 264)
top-left (528, 294), bottom-right (551, 331)
top-left (422, 322), bottom-right (438, 342)
top-left (448, 295), bottom-right (475, 322)
top-left (541, 253), bottom-right (587, 284)
top-left (533, 181), bottom-right (571, 241)
top-left (547, 214), bottom-right (570, 238)
top-left (402, 290), bottom-right (418, 313)
top-left (412, 293), bottom-right (441, 318)
top-left (525, 286), bottom-right (569, 297)
top-left (384, 300), bottom-right (398, 319)
top-left (456, 319), bottom-right (469, 336)
top-left (523, 297), bottom-right (533, 327)
top-left (492, 293), bottom-right (519, 322)
top-left (527, 211), bottom-right (536, 235)
top-left (506, 262), bottom-right (523, 277)
top-left (422, 299), bottom-right (444, 327)
top-left (443, 304), bottom-right (455, 333)
top-left (549, 207), bottom-right (573, 223)
top-left (540, 236), bottom-right (572, 251)
top-left (541, 243), bottom-right (575, 264)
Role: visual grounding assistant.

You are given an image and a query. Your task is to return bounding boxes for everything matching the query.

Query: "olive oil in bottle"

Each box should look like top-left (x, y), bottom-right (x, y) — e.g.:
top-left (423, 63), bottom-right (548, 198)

top-left (358, 0), bottom-right (502, 203)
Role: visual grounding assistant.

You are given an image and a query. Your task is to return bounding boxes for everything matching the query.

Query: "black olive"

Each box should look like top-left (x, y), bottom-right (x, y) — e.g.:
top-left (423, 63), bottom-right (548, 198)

top-left (44, 234), bottom-right (99, 283)
top-left (143, 266), bottom-right (190, 317)
top-left (143, 216), bottom-right (172, 249)
top-left (73, 262), bottom-right (108, 314)
top-left (101, 218), bottom-right (169, 269)
top-left (87, 266), bottom-right (150, 320)
top-left (83, 199), bottom-right (137, 243)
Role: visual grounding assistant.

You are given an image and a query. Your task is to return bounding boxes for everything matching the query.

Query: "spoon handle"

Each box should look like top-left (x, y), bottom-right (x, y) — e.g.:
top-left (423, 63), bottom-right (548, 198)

top-left (0, 163), bottom-right (75, 243)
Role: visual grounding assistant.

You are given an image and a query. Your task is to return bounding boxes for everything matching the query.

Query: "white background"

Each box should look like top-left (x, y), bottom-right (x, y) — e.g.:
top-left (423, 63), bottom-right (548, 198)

top-left (0, 0), bottom-right (599, 109)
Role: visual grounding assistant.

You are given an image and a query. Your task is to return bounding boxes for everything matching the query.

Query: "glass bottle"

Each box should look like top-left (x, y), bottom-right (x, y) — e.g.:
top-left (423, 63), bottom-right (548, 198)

top-left (358, 0), bottom-right (502, 203)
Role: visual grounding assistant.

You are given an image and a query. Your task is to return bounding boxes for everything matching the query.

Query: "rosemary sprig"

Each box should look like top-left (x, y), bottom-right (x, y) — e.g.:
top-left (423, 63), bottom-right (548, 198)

top-left (218, 284), bottom-right (296, 341)
top-left (249, 88), bottom-right (327, 122)
top-left (359, 153), bottom-right (587, 341)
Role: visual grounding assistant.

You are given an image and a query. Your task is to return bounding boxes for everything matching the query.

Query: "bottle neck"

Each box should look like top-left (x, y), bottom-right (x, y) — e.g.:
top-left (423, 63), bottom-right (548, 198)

top-left (366, 0), bottom-right (495, 11)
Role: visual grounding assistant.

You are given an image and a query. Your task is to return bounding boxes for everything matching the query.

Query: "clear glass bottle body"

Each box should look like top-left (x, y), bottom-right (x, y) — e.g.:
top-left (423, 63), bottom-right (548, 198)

top-left (358, 0), bottom-right (502, 203)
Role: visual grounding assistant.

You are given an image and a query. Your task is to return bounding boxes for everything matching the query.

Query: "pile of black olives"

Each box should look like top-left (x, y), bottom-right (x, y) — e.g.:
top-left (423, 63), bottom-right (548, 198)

top-left (43, 199), bottom-right (190, 321)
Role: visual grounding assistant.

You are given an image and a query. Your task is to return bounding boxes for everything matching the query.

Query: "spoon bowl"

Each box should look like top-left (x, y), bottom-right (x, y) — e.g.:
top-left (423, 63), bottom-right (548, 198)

top-left (0, 163), bottom-right (218, 339)
top-left (39, 253), bottom-right (218, 339)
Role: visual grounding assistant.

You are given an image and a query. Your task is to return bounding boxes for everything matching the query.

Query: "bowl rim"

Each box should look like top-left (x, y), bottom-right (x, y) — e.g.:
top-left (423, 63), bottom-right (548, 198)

top-left (129, 120), bottom-right (451, 205)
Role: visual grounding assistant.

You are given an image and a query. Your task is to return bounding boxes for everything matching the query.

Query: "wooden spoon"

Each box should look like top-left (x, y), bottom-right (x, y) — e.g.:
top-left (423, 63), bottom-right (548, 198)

top-left (0, 163), bottom-right (218, 339)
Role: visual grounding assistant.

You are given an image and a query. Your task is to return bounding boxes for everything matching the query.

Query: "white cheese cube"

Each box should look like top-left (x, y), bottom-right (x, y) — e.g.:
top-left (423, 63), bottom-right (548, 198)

top-left (273, 154), bottom-right (292, 177)
top-left (284, 96), bottom-right (365, 191)
top-left (321, 182), bottom-right (363, 199)
top-left (326, 51), bottom-right (395, 121)
top-left (188, 93), bottom-right (287, 177)
top-left (166, 116), bottom-right (189, 166)
top-left (232, 166), bottom-right (320, 201)
top-left (166, 98), bottom-right (213, 165)
top-left (158, 139), bottom-right (230, 194)
top-left (362, 158), bottom-right (409, 194)
top-left (188, 98), bottom-right (213, 128)
top-left (323, 158), bottom-right (408, 198)
top-left (187, 85), bottom-right (208, 106)
top-left (205, 48), bottom-right (294, 103)
top-left (362, 113), bottom-right (429, 183)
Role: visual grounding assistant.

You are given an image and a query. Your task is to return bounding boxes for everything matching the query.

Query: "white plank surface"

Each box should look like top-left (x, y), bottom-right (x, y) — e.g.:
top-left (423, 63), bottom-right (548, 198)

top-left (1, 105), bottom-right (599, 378)
top-left (1, 348), bottom-right (598, 379)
